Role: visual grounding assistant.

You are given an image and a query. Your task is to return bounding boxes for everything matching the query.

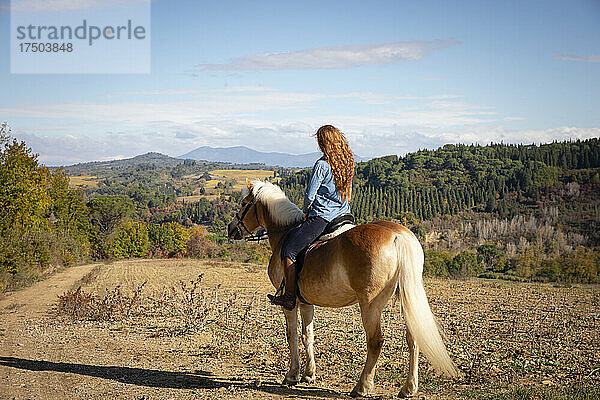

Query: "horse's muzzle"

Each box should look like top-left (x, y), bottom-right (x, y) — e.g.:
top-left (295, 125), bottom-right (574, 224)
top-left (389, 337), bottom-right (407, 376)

top-left (227, 221), bottom-right (243, 240)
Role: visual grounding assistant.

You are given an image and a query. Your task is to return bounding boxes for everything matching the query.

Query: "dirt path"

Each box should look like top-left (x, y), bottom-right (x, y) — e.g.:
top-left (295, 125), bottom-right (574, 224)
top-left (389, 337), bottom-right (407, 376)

top-left (0, 263), bottom-right (99, 317)
top-left (0, 261), bottom-right (368, 400)
top-left (0, 264), bottom-right (100, 399)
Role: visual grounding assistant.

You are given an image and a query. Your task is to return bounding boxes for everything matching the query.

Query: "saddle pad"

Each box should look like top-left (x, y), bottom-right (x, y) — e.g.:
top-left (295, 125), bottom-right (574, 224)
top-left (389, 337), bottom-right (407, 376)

top-left (317, 223), bottom-right (355, 241)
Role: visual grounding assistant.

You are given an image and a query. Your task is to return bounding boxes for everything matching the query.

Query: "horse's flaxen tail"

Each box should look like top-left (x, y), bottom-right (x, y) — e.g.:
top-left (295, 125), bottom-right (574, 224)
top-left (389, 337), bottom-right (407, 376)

top-left (394, 232), bottom-right (462, 378)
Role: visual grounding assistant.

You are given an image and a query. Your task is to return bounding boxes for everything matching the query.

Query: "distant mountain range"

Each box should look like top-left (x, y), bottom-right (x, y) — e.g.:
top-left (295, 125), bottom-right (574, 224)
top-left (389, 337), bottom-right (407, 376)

top-left (180, 146), bottom-right (321, 167)
top-left (60, 146), bottom-right (368, 173)
top-left (180, 145), bottom-right (367, 167)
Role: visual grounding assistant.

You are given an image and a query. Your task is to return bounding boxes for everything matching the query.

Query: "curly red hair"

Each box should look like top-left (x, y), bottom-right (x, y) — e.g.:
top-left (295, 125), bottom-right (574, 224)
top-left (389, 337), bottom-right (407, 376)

top-left (315, 125), bottom-right (355, 202)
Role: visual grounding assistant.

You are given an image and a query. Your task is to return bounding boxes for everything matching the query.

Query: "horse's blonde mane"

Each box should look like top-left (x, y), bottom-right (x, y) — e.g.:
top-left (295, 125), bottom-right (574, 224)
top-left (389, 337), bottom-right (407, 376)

top-left (246, 180), bottom-right (304, 227)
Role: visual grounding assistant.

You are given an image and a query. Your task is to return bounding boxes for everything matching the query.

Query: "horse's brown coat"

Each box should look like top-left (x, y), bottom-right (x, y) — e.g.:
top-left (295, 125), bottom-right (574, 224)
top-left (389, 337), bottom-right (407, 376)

top-left (227, 181), bottom-right (459, 397)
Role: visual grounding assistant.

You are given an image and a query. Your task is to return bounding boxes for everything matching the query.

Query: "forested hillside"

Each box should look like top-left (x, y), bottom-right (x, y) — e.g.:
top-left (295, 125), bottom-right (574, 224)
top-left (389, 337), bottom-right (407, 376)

top-left (280, 139), bottom-right (600, 283)
top-left (281, 140), bottom-right (600, 221)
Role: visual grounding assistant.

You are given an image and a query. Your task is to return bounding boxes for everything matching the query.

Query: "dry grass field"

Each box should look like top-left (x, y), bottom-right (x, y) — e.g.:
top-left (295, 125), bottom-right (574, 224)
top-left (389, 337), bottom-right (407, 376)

top-left (68, 175), bottom-right (99, 188)
top-left (1, 259), bottom-right (599, 399)
top-left (209, 169), bottom-right (276, 188)
top-left (179, 169), bottom-right (277, 201)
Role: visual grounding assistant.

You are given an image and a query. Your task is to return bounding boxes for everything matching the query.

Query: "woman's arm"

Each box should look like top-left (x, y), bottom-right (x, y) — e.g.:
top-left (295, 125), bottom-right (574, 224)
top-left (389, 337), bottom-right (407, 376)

top-left (303, 160), bottom-right (327, 213)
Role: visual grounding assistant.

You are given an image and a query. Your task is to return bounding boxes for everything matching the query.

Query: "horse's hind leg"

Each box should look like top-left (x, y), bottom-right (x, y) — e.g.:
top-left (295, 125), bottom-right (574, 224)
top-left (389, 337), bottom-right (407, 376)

top-left (299, 303), bottom-right (316, 383)
top-left (350, 299), bottom-right (385, 397)
top-left (399, 329), bottom-right (419, 398)
top-left (282, 306), bottom-right (300, 385)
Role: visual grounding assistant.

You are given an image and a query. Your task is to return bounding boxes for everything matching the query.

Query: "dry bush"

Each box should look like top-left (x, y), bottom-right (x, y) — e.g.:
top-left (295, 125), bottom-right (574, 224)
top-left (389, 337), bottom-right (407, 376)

top-left (57, 282), bottom-right (146, 321)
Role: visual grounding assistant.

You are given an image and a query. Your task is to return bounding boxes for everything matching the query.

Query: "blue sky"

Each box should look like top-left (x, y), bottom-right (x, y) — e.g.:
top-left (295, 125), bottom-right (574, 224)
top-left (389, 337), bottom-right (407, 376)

top-left (1, 0), bottom-right (599, 165)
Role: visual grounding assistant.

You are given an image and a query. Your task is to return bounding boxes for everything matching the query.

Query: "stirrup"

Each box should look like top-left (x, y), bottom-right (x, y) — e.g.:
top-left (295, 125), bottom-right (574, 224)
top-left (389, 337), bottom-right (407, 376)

top-left (268, 292), bottom-right (296, 311)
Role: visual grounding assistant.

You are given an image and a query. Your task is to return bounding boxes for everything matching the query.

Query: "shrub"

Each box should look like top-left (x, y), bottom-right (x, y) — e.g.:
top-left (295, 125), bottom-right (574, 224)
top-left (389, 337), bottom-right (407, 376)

top-left (108, 220), bottom-right (149, 258)
top-left (148, 222), bottom-right (191, 257)
top-left (57, 283), bottom-right (146, 321)
top-left (449, 251), bottom-right (481, 278)
top-left (423, 249), bottom-right (451, 278)
top-left (186, 227), bottom-right (220, 258)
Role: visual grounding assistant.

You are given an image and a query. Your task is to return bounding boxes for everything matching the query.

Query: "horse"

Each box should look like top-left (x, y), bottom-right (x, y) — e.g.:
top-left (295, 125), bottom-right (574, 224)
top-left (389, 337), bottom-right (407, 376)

top-left (227, 180), bottom-right (461, 397)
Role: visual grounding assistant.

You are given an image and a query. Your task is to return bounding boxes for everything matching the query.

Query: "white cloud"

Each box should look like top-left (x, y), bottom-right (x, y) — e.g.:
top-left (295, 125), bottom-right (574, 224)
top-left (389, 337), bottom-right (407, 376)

top-left (4, 86), bottom-right (598, 164)
top-left (0, 87), bottom-right (469, 128)
top-left (342, 125), bottom-right (600, 158)
top-left (12, 122), bottom-right (318, 165)
top-left (198, 40), bottom-right (460, 71)
top-left (13, 123), bottom-right (600, 166)
top-left (110, 86), bottom-right (276, 97)
top-left (451, 126), bottom-right (600, 145)
top-left (0, 91), bottom-right (326, 124)
top-left (9, 0), bottom-right (147, 12)
top-left (556, 54), bottom-right (600, 63)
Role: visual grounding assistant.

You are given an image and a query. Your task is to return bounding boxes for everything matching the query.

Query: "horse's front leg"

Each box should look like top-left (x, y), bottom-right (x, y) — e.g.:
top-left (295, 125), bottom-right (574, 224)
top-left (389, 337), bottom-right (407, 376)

top-left (282, 306), bottom-right (300, 385)
top-left (299, 303), bottom-right (316, 383)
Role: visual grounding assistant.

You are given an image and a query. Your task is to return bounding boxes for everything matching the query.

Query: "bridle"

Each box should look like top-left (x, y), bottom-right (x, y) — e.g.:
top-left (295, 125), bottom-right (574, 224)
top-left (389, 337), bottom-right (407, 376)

top-left (233, 196), bottom-right (302, 242)
top-left (234, 198), bottom-right (262, 240)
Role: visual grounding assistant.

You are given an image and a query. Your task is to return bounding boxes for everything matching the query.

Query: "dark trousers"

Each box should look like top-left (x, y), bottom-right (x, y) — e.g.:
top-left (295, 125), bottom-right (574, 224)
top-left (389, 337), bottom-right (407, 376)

top-left (281, 216), bottom-right (328, 262)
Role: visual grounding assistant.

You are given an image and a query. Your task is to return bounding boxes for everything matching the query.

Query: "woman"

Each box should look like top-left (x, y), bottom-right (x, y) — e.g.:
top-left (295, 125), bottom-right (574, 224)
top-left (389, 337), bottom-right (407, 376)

top-left (269, 125), bottom-right (355, 310)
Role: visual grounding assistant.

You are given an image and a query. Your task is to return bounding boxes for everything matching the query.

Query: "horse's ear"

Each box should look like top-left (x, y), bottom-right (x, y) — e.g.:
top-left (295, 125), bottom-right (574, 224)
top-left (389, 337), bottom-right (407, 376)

top-left (246, 179), bottom-right (253, 192)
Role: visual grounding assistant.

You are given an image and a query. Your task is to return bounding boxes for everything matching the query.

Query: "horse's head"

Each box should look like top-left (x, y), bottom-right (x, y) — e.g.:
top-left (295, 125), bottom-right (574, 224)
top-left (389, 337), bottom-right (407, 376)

top-left (227, 179), bottom-right (304, 240)
top-left (227, 179), bottom-right (264, 240)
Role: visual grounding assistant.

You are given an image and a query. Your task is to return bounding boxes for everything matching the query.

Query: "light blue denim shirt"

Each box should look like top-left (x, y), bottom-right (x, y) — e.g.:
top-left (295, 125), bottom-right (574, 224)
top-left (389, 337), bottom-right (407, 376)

top-left (303, 157), bottom-right (350, 222)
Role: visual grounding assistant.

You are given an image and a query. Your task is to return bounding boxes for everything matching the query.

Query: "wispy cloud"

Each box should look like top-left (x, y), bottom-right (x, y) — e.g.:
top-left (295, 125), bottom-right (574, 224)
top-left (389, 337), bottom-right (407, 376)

top-left (9, 0), bottom-right (148, 12)
top-left (109, 86), bottom-right (276, 97)
top-left (198, 39), bottom-right (460, 71)
top-left (1, 87), bottom-right (469, 127)
top-left (6, 86), bottom-right (596, 165)
top-left (14, 124), bottom-right (600, 166)
top-left (556, 54), bottom-right (600, 63)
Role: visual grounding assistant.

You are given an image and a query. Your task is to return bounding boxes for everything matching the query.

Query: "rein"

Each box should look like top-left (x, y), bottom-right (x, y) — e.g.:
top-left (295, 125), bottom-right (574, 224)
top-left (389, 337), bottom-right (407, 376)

top-left (243, 215), bottom-right (303, 243)
top-left (234, 197), bottom-right (302, 243)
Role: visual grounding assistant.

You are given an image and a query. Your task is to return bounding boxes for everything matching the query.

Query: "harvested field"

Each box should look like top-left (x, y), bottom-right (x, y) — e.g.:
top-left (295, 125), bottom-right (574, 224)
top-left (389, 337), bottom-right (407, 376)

top-left (68, 175), bottom-right (99, 188)
top-left (1, 259), bottom-right (599, 399)
top-left (178, 169), bottom-right (277, 201)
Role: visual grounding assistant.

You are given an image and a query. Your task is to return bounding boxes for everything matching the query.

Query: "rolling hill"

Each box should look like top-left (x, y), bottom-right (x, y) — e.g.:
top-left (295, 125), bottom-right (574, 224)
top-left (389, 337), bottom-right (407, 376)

top-left (179, 145), bottom-right (322, 167)
top-left (60, 152), bottom-right (186, 175)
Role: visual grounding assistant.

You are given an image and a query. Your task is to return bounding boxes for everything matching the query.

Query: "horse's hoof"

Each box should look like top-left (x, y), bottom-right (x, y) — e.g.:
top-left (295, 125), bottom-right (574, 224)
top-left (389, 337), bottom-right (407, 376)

top-left (350, 386), bottom-right (369, 398)
top-left (301, 374), bottom-right (316, 384)
top-left (282, 376), bottom-right (300, 386)
top-left (399, 384), bottom-right (417, 398)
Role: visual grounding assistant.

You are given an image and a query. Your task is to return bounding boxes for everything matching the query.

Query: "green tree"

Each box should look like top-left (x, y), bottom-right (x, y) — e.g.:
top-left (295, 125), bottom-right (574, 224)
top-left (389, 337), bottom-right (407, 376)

top-left (423, 250), bottom-right (451, 278)
top-left (449, 251), bottom-right (481, 278)
top-left (148, 222), bottom-right (191, 257)
top-left (477, 244), bottom-right (504, 272)
top-left (0, 123), bottom-right (51, 284)
top-left (0, 124), bottom-right (50, 233)
top-left (108, 220), bottom-right (149, 258)
top-left (87, 196), bottom-right (133, 258)
top-left (88, 196), bottom-right (133, 236)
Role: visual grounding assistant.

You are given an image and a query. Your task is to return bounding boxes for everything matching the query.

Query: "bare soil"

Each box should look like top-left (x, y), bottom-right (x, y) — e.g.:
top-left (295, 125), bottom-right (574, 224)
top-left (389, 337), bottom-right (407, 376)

top-left (1, 259), bottom-right (599, 399)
